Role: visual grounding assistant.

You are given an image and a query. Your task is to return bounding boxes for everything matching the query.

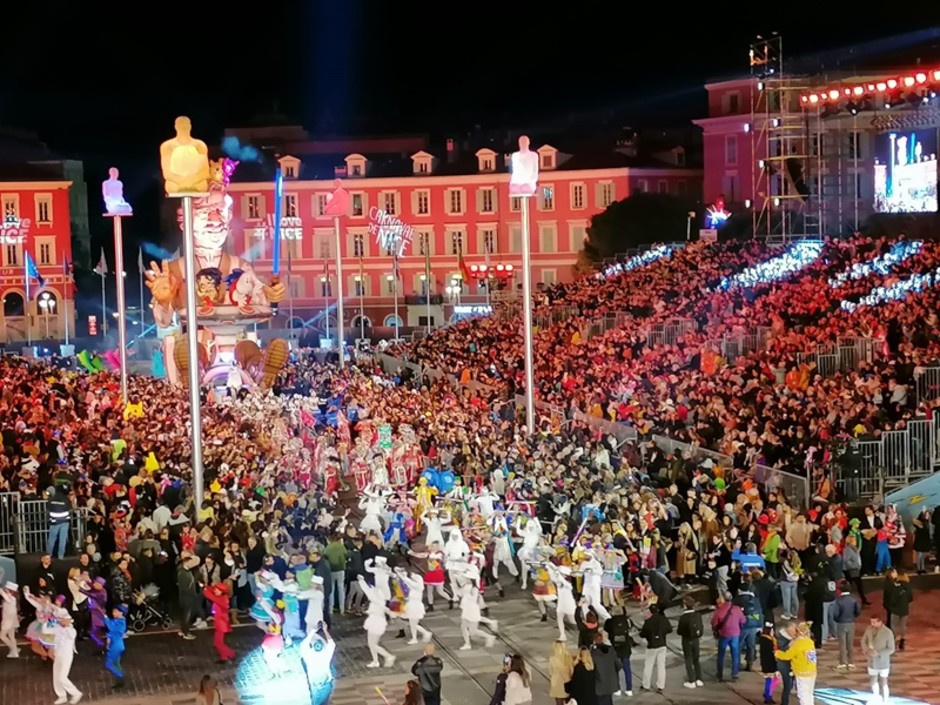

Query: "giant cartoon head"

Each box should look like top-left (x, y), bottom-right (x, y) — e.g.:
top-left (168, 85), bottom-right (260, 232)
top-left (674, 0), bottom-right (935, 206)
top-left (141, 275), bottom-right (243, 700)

top-left (180, 183), bottom-right (233, 254)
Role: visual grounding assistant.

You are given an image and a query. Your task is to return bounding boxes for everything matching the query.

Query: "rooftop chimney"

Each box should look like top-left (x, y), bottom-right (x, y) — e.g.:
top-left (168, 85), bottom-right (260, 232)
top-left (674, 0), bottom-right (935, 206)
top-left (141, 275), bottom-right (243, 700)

top-left (446, 138), bottom-right (457, 164)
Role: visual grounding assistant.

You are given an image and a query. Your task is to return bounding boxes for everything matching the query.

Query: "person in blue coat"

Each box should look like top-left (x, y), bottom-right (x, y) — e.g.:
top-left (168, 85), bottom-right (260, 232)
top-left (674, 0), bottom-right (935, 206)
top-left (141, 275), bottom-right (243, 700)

top-left (105, 604), bottom-right (128, 688)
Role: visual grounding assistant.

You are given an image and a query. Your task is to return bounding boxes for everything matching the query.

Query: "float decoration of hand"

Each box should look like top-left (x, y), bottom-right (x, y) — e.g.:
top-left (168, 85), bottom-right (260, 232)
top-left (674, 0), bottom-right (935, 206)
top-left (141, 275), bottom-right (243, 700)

top-left (145, 260), bottom-right (180, 305)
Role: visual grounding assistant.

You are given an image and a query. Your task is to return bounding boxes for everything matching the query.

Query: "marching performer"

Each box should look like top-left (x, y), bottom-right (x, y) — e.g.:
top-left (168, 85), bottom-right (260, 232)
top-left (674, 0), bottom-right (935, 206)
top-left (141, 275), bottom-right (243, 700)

top-left (365, 556), bottom-right (393, 603)
top-left (50, 610), bottom-right (82, 705)
top-left (581, 551), bottom-right (611, 621)
top-left (261, 621), bottom-right (285, 678)
top-left (358, 576), bottom-right (396, 668)
top-left (408, 542), bottom-right (453, 610)
top-left (457, 580), bottom-right (496, 651)
top-left (444, 529), bottom-right (471, 600)
top-left (424, 507), bottom-right (452, 549)
top-left (515, 516), bottom-right (543, 591)
top-left (359, 488), bottom-right (387, 536)
top-left (530, 550), bottom-right (558, 622)
top-left (0, 581), bottom-right (19, 658)
top-left (548, 564), bottom-right (577, 642)
top-left (395, 568), bottom-right (433, 644)
top-left (489, 512), bottom-right (518, 585)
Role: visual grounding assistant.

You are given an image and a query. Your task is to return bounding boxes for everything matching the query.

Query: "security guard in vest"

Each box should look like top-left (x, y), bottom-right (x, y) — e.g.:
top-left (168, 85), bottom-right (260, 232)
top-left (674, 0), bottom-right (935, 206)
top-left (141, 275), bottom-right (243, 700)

top-left (46, 484), bottom-right (73, 559)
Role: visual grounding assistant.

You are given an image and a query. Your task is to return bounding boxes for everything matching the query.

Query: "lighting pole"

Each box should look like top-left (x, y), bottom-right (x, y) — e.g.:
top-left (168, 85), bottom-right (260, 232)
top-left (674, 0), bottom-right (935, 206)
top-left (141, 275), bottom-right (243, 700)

top-left (102, 167), bottom-right (131, 403)
top-left (333, 216), bottom-right (345, 367)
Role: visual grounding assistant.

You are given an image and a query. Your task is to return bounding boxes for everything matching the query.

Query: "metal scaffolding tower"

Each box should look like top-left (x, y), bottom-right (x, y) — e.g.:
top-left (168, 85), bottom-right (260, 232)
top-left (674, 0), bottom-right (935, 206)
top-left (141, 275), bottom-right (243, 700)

top-left (749, 34), bottom-right (814, 242)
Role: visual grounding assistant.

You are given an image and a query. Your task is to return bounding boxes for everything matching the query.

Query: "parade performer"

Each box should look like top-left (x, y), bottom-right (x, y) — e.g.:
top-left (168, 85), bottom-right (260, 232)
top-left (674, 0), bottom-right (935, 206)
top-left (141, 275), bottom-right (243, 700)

top-left (104, 605), bottom-right (128, 688)
top-left (50, 610), bottom-right (82, 705)
top-left (457, 581), bottom-right (496, 650)
top-left (531, 551), bottom-right (558, 622)
top-left (515, 516), bottom-right (543, 590)
top-left (409, 542), bottom-right (453, 609)
top-left (581, 552), bottom-right (611, 621)
top-left (365, 556), bottom-right (393, 603)
top-left (414, 477), bottom-right (437, 534)
top-left (358, 575), bottom-right (396, 668)
top-left (384, 495), bottom-right (413, 549)
top-left (359, 488), bottom-right (387, 536)
top-left (395, 568), bottom-right (433, 644)
top-left (548, 564), bottom-right (577, 642)
top-left (489, 512), bottom-right (518, 582)
top-left (304, 576), bottom-right (326, 635)
top-left (249, 573), bottom-right (278, 632)
top-left (444, 529), bottom-right (471, 599)
top-left (0, 581), bottom-right (20, 658)
top-left (471, 489), bottom-right (499, 519)
top-left (81, 576), bottom-right (108, 649)
top-left (300, 624), bottom-right (336, 702)
top-left (23, 586), bottom-right (57, 659)
top-left (261, 621), bottom-right (285, 678)
top-left (204, 582), bottom-right (236, 664)
top-left (424, 507), bottom-right (452, 549)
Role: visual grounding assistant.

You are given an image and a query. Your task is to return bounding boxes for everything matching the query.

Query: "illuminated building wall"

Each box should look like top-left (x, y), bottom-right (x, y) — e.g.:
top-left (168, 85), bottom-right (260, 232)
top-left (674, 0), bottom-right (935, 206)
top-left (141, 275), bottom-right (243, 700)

top-left (0, 169), bottom-right (76, 344)
top-left (227, 136), bottom-right (701, 331)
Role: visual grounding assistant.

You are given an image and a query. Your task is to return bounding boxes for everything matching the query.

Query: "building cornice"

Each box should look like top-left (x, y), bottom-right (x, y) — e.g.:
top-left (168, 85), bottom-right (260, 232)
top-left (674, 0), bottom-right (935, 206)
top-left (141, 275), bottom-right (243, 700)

top-left (0, 181), bottom-right (73, 190)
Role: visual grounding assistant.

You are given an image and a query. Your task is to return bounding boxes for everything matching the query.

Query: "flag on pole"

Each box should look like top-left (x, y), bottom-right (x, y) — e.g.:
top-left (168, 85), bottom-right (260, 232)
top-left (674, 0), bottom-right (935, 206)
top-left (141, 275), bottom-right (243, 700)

top-left (63, 256), bottom-right (77, 294)
top-left (25, 252), bottom-right (45, 291)
top-left (424, 234), bottom-right (432, 293)
top-left (457, 248), bottom-right (470, 283)
top-left (94, 247), bottom-right (108, 276)
top-left (137, 246), bottom-right (145, 273)
top-left (323, 256), bottom-right (330, 295)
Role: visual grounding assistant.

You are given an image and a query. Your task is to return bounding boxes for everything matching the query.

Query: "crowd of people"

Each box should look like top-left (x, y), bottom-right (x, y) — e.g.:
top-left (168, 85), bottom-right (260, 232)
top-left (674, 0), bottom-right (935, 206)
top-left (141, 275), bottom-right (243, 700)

top-left (0, 233), bottom-right (938, 705)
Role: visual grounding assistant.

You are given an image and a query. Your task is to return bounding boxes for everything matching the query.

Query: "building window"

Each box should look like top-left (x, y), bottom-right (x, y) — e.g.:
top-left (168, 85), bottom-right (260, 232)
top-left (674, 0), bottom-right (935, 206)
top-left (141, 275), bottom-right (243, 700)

top-left (353, 276), bottom-right (366, 296)
top-left (722, 175), bottom-right (738, 202)
top-left (316, 193), bottom-right (328, 216)
top-left (415, 190), bottom-right (430, 215)
top-left (600, 183), bottom-right (615, 207)
top-left (658, 180), bottom-right (668, 194)
top-left (728, 93), bottom-right (740, 113)
top-left (725, 135), bottom-right (737, 165)
top-left (284, 165), bottom-right (296, 178)
top-left (636, 179), bottom-right (648, 193)
top-left (320, 278), bottom-right (331, 297)
top-left (482, 229), bottom-right (496, 254)
top-left (417, 231), bottom-right (432, 256)
top-left (479, 188), bottom-right (495, 213)
top-left (2, 196), bottom-right (17, 219)
top-left (384, 274), bottom-right (398, 296)
top-left (39, 242), bottom-right (52, 265)
top-left (285, 194), bottom-right (298, 218)
top-left (288, 278), bottom-right (303, 298)
top-left (510, 197), bottom-right (521, 212)
top-left (540, 186), bottom-right (554, 211)
top-left (353, 233), bottom-right (365, 257)
top-left (5, 244), bottom-right (19, 266)
top-left (541, 153), bottom-right (554, 169)
top-left (571, 184), bottom-right (585, 209)
top-left (317, 232), bottom-right (332, 258)
top-left (247, 195), bottom-right (261, 219)
top-left (350, 163), bottom-right (362, 177)
top-left (539, 224), bottom-right (557, 253)
top-left (352, 193), bottom-right (364, 216)
top-left (416, 160), bottom-right (429, 174)
top-left (510, 225), bottom-right (522, 253)
top-left (449, 231), bottom-right (464, 255)
top-left (570, 224), bottom-right (587, 250)
top-left (383, 192), bottom-right (398, 215)
top-left (35, 195), bottom-right (52, 223)
top-left (447, 189), bottom-right (464, 215)
top-left (482, 157), bottom-right (493, 171)
top-left (542, 268), bottom-right (557, 286)
top-left (848, 131), bottom-right (861, 159)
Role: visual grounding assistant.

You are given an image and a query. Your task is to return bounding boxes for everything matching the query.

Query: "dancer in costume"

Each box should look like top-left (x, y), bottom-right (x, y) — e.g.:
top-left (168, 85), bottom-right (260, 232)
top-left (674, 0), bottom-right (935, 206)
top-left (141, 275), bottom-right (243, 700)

top-left (489, 512), bottom-right (518, 585)
top-left (581, 551), bottom-right (611, 621)
top-left (50, 610), bottom-right (82, 705)
top-left (423, 507), bottom-right (452, 549)
top-left (515, 516), bottom-right (543, 590)
top-left (548, 564), bottom-right (577, 642)
top-left (0, 581), bottom-right (20, 658)
top-left (365, 556), bottom-right (393, 603)
top-left (80, 576), bottom-right (108, 649)
top-left (359, 488), bottom-right (387, 536)
top-left (22, 586), bottom-right (57, 659)
top-left (358, 575), bottom-right (396, 668)
top-left (104, 605), bottom-right (128, 689)
top-left (413, 477), bottom-right (437, 534)
top-left (204, 582), bottom-right (235, 664)
top-left (249, 572), bottom-right (278, 632)
top-left (261, 621), bottom-right (286, 678)
top-left (300, 624), bottom-right (336, 702)
top-left (444, 529), bottom-right (470, 600)
top-left (408, 542), bottom-right (452, 610)
top-left (395, 568), bottom-right (433, 644)
top-left (457, 580), bottom-right (496, 650)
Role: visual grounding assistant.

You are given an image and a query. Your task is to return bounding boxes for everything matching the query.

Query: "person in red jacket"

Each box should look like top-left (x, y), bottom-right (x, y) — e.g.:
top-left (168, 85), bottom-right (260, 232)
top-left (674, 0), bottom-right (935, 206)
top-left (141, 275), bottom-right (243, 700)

top-left (205, 581), bottom-right (235, 663)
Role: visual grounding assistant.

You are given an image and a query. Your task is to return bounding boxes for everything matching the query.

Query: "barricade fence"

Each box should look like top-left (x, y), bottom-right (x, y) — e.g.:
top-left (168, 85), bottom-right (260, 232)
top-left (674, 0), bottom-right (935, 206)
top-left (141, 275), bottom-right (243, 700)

top-left (915, 365), bottom-right (940, 406)
top-left (752, 464), bottom-right (811, 509)
top-left (0, 493), bottom-right (87, 555)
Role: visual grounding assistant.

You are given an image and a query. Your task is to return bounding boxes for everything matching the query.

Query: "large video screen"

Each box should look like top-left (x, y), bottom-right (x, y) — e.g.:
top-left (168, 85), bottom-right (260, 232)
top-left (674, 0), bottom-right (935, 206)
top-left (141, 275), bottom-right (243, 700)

top-left (873, 129), bottom-right (938, 213)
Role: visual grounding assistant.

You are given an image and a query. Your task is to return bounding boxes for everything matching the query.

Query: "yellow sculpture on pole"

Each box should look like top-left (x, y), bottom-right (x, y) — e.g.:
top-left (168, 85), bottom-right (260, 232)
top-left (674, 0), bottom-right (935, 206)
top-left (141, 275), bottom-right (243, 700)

top-left (160, 116), bottom-right (211, 195)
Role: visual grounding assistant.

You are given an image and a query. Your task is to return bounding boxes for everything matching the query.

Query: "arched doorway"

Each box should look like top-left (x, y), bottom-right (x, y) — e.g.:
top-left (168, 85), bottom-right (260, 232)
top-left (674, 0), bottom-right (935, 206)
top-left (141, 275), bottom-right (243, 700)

top-left (3, 292), bottom-right (24, 317)
top-left (383, 314), bottom-right (403, 328)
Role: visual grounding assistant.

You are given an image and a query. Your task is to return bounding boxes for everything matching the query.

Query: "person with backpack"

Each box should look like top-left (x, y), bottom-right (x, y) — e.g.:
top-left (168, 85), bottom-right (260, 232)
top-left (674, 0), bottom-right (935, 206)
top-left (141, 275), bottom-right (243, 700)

top-left (732, 575), bottom-right (764, 672)
top-left (711, 596), bottom-right (746, 682)
top-left (676, 596), bottom-right (704, 689)
top-left (603, 605), bottom-right (634, 696)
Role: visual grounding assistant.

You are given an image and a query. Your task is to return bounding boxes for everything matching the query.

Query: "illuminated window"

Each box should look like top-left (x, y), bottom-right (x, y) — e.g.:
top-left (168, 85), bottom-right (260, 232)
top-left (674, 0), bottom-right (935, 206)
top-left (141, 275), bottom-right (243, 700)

top-left (540, 186), bottom-right (554, 211)
top-left (2, 196), bottom-right (17, 219)
top-left (351, 193), bottom-right (364, 216)
top-left (39, 242), bottom-right (52, 265)
top-left (320, 278), bottom-right (331, 297)
top-left (353, 233), bottom-right (364, 257)
top-left (285, 194), bottom-right (298, 218)
top-left (449, 231), bottom-right (463, 255)
top-left (383, 192), bottom-right (398, 215)
top-left (353, 276), bottom-right (366, 296)
top-left (35, 195), bottom-right (52, 223)
top-left (247, 196), bottom-right (261, 219)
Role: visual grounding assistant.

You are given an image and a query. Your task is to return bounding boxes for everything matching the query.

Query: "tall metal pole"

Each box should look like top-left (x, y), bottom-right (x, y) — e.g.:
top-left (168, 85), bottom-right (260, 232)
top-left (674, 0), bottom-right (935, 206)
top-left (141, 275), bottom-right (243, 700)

top-left (333, 216), bottom-right (345, 368)
top-left (181, 196), bottom-right (204, 515)
top-left (139, 255), bottom-right (145, 338)
top-left (521, 196), bottom-right (535, 434)
top-left (100, 273), bottom-right (107, 335)
top-left (63, 295), bottom-right (70, 347)
top-left (112, 216), bottom-right (129, 402)
top-left (393, 278), bottom-right (400, 340)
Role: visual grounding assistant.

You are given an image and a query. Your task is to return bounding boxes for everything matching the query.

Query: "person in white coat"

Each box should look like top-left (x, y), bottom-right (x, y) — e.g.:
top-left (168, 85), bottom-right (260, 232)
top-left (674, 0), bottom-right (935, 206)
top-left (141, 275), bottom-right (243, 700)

top-left (444, 529), bottom-right (471, 598)
top-left (395, 568), bottom-right (433, 644)
top-left (51, 610), bottom-right (82, 704)
top-left (358, 576), bottom-right (396, 668)
top-left (515, 518), bottom-right (542, 590)
top-left (457, 582), bottom-right (496, 650)
top-left (581, 552), bottom-right (611, 621)
top-left (1, 581), bottom-right (20, 658)
top-left (423, 508), bottom-right (452, 549)
top-left (365, 557), bottom-right (393, 603)
top-left (489, 513), bottom-right (518, 584)
top-left (359, 489), bottom-right (387, 536)
top-left (548, 564), bottom-right (577, 641)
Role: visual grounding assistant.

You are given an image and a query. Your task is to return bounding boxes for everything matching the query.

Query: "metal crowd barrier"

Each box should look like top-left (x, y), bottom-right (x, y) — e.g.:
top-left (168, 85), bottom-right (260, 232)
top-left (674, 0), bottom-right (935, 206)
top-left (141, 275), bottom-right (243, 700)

top-left (720, 327), bottom-right (772, 364)
top-left (795, 337), bottom-right (879, 379)
top-left (0, 494), bottom-right (87, 556)
top-left (915, 366), bottom-right (940, 406)
top-left (650, 435), bottom-right (735, 473)
top-left (0, 492), bottom-right (17, 554)
top-left (752, 463), bottom-right (811, 508)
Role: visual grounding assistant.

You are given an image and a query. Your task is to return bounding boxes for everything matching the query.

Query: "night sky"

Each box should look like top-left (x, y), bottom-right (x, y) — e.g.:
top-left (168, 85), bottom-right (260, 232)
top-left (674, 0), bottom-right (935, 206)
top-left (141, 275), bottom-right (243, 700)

top-left (0, 4), bottom-right (936, 268)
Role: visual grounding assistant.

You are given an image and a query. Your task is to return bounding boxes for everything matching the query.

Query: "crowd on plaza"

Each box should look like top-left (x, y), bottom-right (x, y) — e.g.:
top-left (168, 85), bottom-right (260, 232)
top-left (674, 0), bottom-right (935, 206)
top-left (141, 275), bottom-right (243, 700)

top-left (0, 233), bottom-right (939, 705)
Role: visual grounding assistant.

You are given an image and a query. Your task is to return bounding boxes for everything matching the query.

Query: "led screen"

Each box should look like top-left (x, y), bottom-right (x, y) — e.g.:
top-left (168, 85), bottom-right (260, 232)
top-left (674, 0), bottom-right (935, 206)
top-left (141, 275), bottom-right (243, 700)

top-left (873, 129), bottom-right (938, 213)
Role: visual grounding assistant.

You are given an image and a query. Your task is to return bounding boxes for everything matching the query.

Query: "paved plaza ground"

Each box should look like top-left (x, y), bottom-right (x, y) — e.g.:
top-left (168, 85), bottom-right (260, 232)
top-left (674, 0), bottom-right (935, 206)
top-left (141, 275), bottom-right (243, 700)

top-left (3, 578), bottom-right (939, 705)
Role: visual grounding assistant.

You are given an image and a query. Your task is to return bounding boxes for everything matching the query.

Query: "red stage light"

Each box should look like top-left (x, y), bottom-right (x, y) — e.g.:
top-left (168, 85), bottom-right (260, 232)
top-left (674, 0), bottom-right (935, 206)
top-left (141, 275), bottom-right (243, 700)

top-left (479, 264), bottom-right (488, 273)
top-left (801, 95), bottom-right (808, 103)
top-left (933, 70), bottom-right (940, 81)
top-left (495, 264), bottom-right (504, 272)
top-left (505, 264), bottom-right (514, 272)
top-left (809, 94), bottom-right (819, 104)
top-left (867, 84), bottom-right (876, 92)
top-left (469, 264), bottom-right (478, 273)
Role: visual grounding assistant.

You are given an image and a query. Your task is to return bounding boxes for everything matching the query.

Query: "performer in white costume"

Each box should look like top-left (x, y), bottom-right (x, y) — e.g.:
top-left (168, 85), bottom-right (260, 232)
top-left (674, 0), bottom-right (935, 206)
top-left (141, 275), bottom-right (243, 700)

top-left (548, 563), bottom-right (577, 642)
top-left (423, 508), bottom-right (452, 549)
top-left (300, 624), bottom-right (336, 698)
top-left (0, 581), bottom-right (20, 658)
top-left (444, 529), bottom-right (470, 600)
top-left (515, 517), bottom-right (542, 590)
top-left (408, 543), bottom-right (452, 609)
top-left (357, 576), bottom-right (396, 668)
top-left (364, 557), bottom-right (393, 603)
top-left (471, 489), bottom-right (499, 519)
top-left (359, 489), bottom-right (387, 536)
top-left (580, 552), bottom-right (611, 621)
top-left (457, 582), bottom-right (496, 651)
top-left (489, 513), bottom-right (518, 584)
top-left (51, 611), bottom-right (82, 704)
top-left (395, 569), bottom-right (433, 644)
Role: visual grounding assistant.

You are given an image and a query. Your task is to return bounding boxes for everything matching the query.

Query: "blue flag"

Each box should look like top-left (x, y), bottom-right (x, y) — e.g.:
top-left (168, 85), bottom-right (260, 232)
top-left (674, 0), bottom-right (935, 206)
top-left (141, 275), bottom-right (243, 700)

top-left (25, 252), bottom-right (45, 293)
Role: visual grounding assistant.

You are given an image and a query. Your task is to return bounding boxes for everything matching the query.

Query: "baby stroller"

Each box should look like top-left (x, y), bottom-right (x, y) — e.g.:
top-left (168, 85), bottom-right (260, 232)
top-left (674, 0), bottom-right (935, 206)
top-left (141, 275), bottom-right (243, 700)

top-left (128, 584), bottom-right (173, 633)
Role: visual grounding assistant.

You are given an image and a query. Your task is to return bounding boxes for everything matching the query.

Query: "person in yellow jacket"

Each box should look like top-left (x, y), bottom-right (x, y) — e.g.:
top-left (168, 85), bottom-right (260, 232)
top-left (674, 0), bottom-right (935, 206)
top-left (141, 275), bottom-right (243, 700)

top-left (774, 622), bottom-right (817, 705)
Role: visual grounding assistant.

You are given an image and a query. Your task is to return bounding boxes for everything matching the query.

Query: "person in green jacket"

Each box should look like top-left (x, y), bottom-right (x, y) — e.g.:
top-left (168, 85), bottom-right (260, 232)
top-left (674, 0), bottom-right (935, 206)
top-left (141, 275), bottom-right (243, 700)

top-left (762, 524), bottom-right (782, 580)
top-left (322, 535), bottom-right (348, 616)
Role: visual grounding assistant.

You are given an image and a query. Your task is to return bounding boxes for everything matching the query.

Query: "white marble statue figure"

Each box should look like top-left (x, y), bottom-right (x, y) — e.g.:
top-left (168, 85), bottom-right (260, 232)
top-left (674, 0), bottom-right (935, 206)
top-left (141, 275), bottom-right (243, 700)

top-left (509, 135), bottom-right (539, 197)
top-left (394, 568), bottom-right (433, 644)
top-left (102, 167), bottom-right (133, 215)
top-left (515, 516), bottom-right (543, 590)
top-left (357, 575), bottom-right (396, 668)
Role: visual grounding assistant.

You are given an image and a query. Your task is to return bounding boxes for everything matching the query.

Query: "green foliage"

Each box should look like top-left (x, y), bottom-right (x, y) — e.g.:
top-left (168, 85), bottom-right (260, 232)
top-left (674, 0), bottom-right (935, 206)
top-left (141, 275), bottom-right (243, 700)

top-left (583, 192), bottom-right (694, 262)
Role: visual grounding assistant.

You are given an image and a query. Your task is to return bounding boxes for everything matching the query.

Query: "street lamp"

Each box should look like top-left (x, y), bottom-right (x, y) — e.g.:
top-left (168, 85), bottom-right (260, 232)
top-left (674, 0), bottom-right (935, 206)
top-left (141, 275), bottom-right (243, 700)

top-left (38, 292), bottom-right (55, 339)
top-left (386, 273), bottom-right (400, 341)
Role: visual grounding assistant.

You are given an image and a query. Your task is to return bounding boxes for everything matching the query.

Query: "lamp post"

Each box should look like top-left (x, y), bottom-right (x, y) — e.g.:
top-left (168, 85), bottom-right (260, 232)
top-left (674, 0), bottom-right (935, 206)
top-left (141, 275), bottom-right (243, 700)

top-left (102, 167), bottom-right (133, 403)
top-left (687, 211), bottom-right (696, 241)
top-left (388, 274), bottom-right (401, 340)
top-left (38, 292), bottom-right (54, 339)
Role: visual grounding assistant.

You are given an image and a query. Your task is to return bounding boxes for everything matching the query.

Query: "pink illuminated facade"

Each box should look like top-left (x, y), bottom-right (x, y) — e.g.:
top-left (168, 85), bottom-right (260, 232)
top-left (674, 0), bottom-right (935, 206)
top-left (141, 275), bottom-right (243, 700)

top-left (227, 134), bottom-right (700, 332)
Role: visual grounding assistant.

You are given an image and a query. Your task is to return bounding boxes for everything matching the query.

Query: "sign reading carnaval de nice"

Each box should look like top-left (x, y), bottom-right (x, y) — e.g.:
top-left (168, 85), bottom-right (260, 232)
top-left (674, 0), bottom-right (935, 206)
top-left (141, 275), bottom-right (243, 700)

top-left (0, 216), bottom-right (31, 245)
top-left (368, 207), bottom-right (413, 257)
top-left (251, 214), bottom-right (303, 241)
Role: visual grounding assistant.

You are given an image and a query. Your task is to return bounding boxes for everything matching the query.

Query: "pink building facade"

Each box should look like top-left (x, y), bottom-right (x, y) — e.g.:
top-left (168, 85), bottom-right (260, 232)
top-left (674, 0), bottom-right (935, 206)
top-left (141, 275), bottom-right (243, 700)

top-left (694, 79), bottom-right (757, 208)
top-left (227, 139), bottom-right (700, 332)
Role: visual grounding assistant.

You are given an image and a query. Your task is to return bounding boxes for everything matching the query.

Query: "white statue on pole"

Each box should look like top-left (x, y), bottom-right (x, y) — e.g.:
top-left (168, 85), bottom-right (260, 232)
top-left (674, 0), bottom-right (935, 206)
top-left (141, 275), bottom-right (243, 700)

top-left (102, 167), bottom-right (133, 215)
top-left (509, 135), bottom-right (539, 197)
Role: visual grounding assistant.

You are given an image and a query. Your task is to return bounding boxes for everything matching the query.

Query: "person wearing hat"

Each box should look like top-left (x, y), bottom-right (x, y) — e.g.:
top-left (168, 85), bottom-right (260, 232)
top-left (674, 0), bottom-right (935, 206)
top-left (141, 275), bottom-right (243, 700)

top-left (49, 609), bottom-right (82, 704)
top-left (1, 581), bottom-right (20, 658)
top-left (104, 605), bottom-right (128, 688)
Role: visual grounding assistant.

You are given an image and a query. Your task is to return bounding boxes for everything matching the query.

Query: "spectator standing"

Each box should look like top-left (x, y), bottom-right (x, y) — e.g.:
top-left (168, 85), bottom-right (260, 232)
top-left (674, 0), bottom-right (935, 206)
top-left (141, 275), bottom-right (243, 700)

top-left (322, 534), bottom-right (348, 616)
top-left (711, 596), bottom-right (746, 682)
top-left (883, 568), bottom-right (912, 651)
top-left (565, 647), bottom-right (597, 705)
top-left (779, 548), bottom-right (802, 619)
top-left (676, 596), bottom-right (704, 688)
top-left (638, 604), bottom-right (671, 693)
top-left (195, 675), bottom-right (222, 705)
top-left (861, 615), bottom-right (895, 705)
top-left (590, 633), bottom-right (621, 705)
top-left (504, 655), bottom-right (532, 705)
top-left (774, 622), bottom-right (817, 705)
top-left (912, 509), bottom-right (932, 574)
top-left (46, 485), bottom-right (72, 559)
top-left (603, 606), bottom-right (634, 696)
top-left (411, 644), bottom-right (444, 705)
top-left (732, 575), bottom-right (763, 671)
top-left (831, 583), bottom-right (861, 670)
top-left (843, 536), bottom-right (868, 605)
top-left (548, 640), bottom-right (573, 705)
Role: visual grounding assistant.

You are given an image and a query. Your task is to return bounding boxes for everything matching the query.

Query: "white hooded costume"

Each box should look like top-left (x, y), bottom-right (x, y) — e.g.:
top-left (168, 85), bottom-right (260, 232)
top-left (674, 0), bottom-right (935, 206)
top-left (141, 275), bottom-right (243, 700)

top-left (357, 575), bottom-right (395, 668)
top-left (548, 564), bottom-right (577, 641)
top-left (396, 569), bottom-right (432, 644)
top-left (515, 516), bottom-right (542, 590)
top-left (580, 552), bottom-right (610, 621)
